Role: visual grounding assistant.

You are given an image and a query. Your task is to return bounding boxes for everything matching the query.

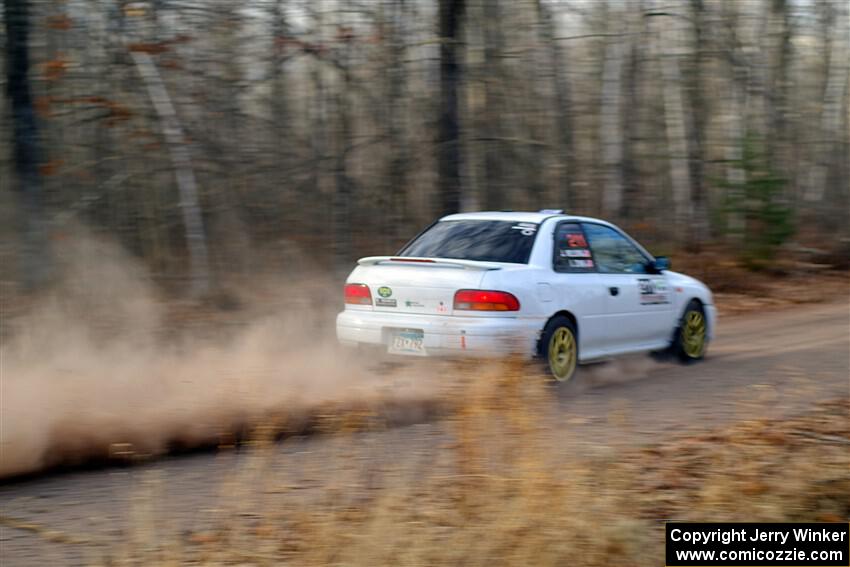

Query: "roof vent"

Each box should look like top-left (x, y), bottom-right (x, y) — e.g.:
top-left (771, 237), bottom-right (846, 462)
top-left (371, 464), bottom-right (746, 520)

top-left (538, 209), bottom-right (564, 214)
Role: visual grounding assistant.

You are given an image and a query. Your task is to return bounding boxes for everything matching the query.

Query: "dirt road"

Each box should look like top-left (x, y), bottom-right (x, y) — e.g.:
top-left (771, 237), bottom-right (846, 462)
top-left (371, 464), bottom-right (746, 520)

top-left (1, 301), bottom-right (848, 565)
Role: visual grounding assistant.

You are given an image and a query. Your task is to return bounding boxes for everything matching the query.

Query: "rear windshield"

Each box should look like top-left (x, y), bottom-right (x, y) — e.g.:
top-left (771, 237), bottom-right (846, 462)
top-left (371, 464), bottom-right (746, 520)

top-left (398, 220), bottom-right (538, 264)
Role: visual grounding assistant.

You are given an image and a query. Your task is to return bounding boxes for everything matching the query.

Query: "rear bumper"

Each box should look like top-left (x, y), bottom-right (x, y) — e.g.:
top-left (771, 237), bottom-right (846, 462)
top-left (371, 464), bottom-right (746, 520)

top-left (336, 309), bottom-right (543, 357)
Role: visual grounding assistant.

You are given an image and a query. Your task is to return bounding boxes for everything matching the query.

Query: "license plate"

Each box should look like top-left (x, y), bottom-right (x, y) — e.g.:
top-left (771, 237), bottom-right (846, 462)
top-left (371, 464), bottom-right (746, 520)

top-left (388, 329), bottom-right (426, 356)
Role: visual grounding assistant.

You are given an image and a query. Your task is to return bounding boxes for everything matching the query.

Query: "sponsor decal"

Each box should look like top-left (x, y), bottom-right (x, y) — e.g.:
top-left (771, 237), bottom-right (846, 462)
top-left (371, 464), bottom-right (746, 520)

top-left (568, 259), bottom-right (594, 268)
top-left (560, 249), bottom-right (592, 258)
top-left (566, 233), bottom-right (587, 248)
top-left (511, 222), bottom-right (538, 236)
top-left (377, 286), bottom-right (392, 298)
top-left (638, 277), bottom-right (671, 304)
top-left (376, 298), bottom-right (397, 307)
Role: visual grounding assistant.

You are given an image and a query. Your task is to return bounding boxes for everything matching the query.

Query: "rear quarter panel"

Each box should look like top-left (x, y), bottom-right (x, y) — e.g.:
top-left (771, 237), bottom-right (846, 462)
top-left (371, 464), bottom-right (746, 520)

top-left (477, 266), bottom-right (552, 320)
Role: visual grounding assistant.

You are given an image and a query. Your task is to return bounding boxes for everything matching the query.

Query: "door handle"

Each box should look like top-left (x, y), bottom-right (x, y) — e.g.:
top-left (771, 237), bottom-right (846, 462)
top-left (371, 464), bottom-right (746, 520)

top-left (609, 286), bottom-right (619, 296)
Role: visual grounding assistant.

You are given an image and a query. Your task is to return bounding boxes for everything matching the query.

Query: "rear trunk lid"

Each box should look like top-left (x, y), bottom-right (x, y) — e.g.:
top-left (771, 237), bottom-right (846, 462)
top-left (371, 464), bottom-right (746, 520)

top-left (350, 257), bottom-right (501, 315)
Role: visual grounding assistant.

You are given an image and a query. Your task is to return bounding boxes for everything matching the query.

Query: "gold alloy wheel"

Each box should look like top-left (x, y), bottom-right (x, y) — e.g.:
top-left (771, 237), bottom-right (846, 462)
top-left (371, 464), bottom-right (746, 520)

top-left (548, 326), bottom-right (577, 381)
top-left (681, 310), bottom-right (706, 358)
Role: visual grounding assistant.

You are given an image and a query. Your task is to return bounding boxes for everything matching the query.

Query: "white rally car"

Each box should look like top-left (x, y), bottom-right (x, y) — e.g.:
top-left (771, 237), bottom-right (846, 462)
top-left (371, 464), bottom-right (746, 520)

top-left (336, 211), bottom-right (715, 381)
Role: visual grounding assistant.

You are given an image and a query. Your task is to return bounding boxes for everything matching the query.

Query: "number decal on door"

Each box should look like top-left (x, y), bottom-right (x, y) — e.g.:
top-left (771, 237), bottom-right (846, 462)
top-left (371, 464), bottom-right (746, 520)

top-left (637, 278), bottom-right (670, 305)
top-left (566, 233), bottom-right (587, 248)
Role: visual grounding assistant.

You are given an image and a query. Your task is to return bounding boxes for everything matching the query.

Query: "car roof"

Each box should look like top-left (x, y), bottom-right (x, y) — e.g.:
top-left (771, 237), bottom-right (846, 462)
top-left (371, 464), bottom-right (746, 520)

top-left (439, 211), bottom-right (614, 226)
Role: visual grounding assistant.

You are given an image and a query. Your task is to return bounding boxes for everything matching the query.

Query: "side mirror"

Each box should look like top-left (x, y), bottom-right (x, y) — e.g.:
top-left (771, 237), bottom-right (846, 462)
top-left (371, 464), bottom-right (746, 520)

top-left (651, 256), bottom-right (671, 272)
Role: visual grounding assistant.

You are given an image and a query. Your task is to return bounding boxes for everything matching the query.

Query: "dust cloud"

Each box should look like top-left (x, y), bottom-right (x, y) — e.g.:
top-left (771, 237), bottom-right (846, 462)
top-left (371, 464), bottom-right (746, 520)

top-left (581, 356), bottom-right (662, 387)
top-left (0, 233), bottom-right (442, 479)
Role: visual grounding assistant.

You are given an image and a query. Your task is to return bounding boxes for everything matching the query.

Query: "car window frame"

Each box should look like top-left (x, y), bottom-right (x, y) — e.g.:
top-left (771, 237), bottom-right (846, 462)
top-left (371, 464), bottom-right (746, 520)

top-left (552, 221), bottom-right (598, 274)
top-left (579, 221), bottom-right (654, 275)
top-left (397, 219), bottom-right (540, 264)
top-left (395, 219), bottom-right (439, 255)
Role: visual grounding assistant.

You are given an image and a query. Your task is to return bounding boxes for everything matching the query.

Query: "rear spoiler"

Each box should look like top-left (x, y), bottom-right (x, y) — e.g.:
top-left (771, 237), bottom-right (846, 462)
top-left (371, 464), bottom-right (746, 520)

top-left (357, 256), bottom-right (503, 271)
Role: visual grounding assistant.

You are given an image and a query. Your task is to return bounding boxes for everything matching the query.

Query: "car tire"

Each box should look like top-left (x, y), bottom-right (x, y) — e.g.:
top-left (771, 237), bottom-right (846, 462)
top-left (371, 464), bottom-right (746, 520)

top-left (540, 316), bottom-right (579, 382)
top-left (673, 299), bottom-right (708, 363)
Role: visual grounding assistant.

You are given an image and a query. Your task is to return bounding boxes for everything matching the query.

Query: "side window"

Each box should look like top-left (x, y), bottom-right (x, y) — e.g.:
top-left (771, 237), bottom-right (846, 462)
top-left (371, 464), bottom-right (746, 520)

top-left (553, 223), bottom-right (596, 273)
top-left (582, 223), bottom-right (649, 274)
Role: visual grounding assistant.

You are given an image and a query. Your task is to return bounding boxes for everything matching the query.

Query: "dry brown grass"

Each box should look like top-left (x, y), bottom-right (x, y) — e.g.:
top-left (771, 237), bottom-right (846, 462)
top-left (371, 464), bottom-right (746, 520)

top-left (664, 245), bottom-right (849, 316)
top-left (667, 246), bottom-right (849, 312)
top-left (713, 270), bottom-right (849, 315)
top-left (16, 362), bottom-right (843, 567)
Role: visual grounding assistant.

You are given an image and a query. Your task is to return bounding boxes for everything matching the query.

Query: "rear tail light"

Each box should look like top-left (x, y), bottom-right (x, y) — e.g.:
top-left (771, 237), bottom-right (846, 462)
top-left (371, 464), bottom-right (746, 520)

top-left (344, 283), bottom-right (372, 305)
top-left (453, 289), bottom-right (520, 311)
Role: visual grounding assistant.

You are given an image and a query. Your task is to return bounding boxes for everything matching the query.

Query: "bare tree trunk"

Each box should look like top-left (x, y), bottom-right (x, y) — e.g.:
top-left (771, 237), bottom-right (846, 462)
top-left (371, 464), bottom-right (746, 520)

top-left (384, 0), bottom-right (409, 244)
top-left (536, 0), bottom-right (575, 210)
top-left (685, 0), bottom-right (708, 245)
top-left (333, 95), bottom-right (353, 274)
top-left (437, 0), bottom-right (464, 216)
top-left (4, 0), bottom-right (51, 289)
top-left (599, 3), bottom-right (625, 218)
top-left (719, 1), bottom-right (747, 241)
top-left (309, 43), bottom-right (328, 242)
top-left (621, 7), bottom-right (643, 220)
top-left (726, 69), bottom-right (747, 240)
top-left (333, 13), bottom-right (355, 274)
top-left (766, 0), bottom-right (792, 183)
top-left (271, 0), bottom-right (292, 223)
top-left (744, 1), bottom-right (770, 146)
top-left (130, 50), bottom-right (211, 295)
top-left (482, 0), bottom-right (505, 211)
top-left (651, 12), bottom-right (693, 241)
top-left (806, 0), bottom-right (849, 202)
top-left (520, 4), bottom-right (546, 210)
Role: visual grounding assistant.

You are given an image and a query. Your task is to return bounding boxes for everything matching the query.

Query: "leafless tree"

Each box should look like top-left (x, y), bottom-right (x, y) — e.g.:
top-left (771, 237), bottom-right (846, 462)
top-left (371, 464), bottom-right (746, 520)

top-left (2, 0), bottom-right (848, 293)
